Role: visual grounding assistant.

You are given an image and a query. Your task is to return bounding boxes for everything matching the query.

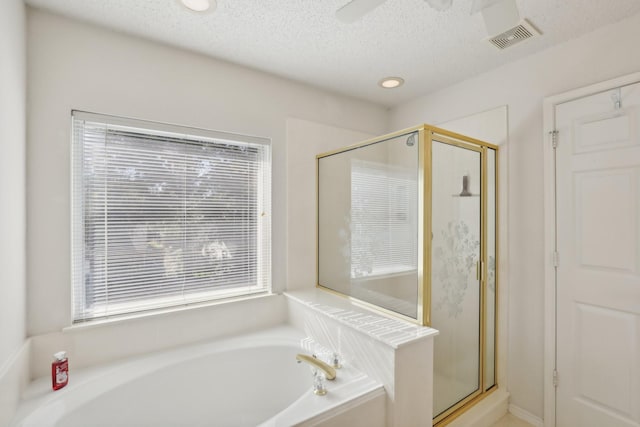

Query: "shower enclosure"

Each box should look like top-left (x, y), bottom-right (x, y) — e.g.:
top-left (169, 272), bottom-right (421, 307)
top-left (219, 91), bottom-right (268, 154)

top-left (316, 124), bottom-right (498, 425)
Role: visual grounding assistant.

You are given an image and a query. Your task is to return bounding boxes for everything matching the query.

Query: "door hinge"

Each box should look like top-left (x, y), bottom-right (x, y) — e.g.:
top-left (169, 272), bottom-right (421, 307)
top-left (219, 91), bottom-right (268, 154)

top-left (553, 369), bottom-right (559, 388)
top-left (550, 130), bottom-right (559, 149)
top-left (552, 251), bottom-right (559, 268)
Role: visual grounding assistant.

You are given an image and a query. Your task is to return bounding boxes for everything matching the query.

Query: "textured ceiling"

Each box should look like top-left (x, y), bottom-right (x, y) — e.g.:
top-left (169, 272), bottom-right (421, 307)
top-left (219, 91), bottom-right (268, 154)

top-left (25, 0), bottom-right (640, 106)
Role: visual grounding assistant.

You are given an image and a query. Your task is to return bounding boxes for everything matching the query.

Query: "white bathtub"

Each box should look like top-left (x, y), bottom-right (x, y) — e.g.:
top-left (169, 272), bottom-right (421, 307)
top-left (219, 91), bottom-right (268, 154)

top-left (11, 326), bottom-right (385, 427)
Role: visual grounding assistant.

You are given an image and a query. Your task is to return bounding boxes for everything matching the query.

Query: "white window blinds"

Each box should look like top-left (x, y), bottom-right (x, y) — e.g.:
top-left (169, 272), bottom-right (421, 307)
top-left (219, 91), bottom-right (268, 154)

top-left (350, 159), bottom-right (418, 278)
top-left (72, 111), bottom-right (271, 322)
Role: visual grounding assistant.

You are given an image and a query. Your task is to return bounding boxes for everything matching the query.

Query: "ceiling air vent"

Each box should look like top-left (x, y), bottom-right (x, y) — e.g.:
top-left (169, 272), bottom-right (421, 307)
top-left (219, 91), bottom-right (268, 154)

top-left (488, 19), bottom-right (540, 50)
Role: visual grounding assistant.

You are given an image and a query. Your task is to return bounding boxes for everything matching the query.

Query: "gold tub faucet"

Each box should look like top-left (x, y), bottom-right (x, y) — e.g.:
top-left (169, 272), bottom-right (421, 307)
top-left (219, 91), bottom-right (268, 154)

top-left (295, 354), bottom-right (337, 380)
top-left (296, 353), bottom-right (337, 396)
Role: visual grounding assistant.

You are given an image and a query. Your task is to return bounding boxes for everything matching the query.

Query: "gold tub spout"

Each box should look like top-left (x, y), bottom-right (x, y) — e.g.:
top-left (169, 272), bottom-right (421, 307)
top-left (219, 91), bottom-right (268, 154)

top-left (295, 354), bottom-right (337, 380)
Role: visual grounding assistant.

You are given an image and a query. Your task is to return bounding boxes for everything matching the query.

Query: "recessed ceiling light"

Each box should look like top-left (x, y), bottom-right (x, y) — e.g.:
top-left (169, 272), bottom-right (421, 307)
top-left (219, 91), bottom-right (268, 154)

top-left (379, 77), bottom-right (404, 89)
top-left (181, 0), bottom-right (215, 12)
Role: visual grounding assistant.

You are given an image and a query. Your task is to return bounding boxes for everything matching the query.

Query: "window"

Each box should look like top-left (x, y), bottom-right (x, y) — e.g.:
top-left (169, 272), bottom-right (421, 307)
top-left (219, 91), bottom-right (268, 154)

top-left (350, 159), bottom-right (417, 278)
top-left (71, 111), bottom-right (271, 322)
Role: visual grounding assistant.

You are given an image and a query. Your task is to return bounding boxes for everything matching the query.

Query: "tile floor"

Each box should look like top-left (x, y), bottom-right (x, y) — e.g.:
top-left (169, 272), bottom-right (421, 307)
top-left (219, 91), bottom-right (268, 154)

top-left (491, 414), bottom-right (536, 427)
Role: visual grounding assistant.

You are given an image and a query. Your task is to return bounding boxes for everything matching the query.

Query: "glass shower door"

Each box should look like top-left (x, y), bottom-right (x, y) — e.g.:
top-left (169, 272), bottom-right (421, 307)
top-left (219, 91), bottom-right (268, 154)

top-left (431, 139), bottom-right (482, 419)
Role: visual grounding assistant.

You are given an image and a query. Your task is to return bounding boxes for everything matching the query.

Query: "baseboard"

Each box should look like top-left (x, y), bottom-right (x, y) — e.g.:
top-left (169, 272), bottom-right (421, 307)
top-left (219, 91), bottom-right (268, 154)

top-left (0, 340), bottom-right (30, 427)
top-left (509, 404), bottom-right (544, 427)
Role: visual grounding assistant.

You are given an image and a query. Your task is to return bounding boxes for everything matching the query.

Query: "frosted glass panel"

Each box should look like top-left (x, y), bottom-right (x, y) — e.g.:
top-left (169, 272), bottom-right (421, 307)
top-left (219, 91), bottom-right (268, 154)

top-left (318, 132), bottom-right (419, 319)
top-left (431, 140), bottom-right (481, 417)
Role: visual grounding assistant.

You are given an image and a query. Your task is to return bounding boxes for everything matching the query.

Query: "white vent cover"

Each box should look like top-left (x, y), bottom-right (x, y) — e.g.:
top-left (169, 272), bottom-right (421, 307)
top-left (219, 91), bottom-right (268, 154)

top-left (488, 19), bottom-right (540, 50)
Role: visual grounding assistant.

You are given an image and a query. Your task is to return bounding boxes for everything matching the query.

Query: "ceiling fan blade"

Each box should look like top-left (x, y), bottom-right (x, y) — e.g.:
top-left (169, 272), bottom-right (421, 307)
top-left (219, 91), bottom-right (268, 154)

top-left (336, 0), bottom-right (388, 23)
top-left (424, 0), bottom-right (453, 12)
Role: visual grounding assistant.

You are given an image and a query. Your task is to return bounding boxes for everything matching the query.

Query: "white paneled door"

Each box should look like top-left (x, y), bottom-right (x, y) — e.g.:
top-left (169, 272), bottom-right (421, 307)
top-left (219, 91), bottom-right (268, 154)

top-left (554, 82), bottom-right (640, 427)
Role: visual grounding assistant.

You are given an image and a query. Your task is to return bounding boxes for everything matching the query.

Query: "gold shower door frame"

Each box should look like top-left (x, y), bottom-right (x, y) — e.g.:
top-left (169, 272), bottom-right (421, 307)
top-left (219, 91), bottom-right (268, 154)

top-left (315, 124), bottom-right (499, 426)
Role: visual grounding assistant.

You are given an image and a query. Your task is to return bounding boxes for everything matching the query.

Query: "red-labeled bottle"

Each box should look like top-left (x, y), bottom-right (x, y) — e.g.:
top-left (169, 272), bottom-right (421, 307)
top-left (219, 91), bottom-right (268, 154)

top-left (52, 351), bottom-right (69, 391)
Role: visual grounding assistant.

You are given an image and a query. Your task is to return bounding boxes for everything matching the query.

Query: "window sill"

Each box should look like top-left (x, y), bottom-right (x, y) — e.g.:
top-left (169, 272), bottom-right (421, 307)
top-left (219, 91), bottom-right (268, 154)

top-left (63, 291), bottom-right (276, 333)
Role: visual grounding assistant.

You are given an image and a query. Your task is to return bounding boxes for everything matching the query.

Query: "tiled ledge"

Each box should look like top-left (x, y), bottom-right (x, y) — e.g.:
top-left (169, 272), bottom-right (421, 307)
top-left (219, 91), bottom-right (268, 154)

top-left (284, 289), bottom-right (438, 349)
top-left (285, 288), bottom-right (438, 426)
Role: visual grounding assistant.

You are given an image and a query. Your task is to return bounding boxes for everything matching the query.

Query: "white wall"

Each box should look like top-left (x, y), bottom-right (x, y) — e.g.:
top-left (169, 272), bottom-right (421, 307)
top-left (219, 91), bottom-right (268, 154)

top-left (389, 12), bottom-right (640, 420)
top-left (26, 8), bottom-right (388, 337)
top-left (0, 0), bottom-right (27, 424)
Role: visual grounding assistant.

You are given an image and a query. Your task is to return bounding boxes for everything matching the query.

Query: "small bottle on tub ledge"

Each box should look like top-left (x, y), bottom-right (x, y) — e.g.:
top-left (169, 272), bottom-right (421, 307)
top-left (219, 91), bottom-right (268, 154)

top-left (51, 351), bottom-right (69, 391)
